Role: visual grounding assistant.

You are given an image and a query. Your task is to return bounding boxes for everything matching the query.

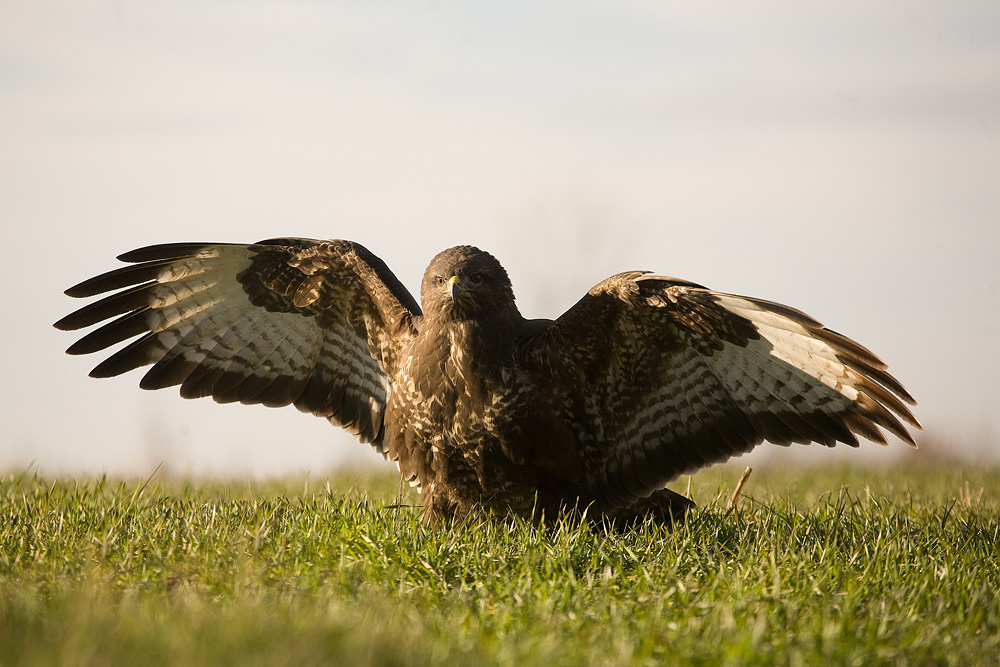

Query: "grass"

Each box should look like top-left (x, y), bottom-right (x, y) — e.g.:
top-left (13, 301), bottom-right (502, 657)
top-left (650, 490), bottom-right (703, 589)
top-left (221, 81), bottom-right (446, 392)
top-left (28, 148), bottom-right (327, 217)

top-left (1, 462), bottom-right (998, 666)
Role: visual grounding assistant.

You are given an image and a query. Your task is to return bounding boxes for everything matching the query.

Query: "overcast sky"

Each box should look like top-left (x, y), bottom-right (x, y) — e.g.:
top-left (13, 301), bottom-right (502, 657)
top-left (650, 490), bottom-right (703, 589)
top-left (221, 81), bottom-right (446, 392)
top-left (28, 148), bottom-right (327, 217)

top-left (2, 0), bottom-right (998, 479)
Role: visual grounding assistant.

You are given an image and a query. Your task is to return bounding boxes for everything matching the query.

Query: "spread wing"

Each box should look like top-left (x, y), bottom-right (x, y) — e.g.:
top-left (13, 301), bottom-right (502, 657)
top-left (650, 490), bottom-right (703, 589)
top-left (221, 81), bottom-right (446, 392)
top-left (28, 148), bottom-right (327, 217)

top-left (524, 272), bottom-right (921, 511)
top-left (54, 238), bottom-right (420, 446)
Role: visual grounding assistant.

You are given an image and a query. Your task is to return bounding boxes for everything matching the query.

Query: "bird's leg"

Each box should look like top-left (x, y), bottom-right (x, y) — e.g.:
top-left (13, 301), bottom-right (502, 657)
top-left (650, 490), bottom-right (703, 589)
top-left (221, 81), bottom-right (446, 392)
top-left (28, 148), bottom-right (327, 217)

top-left (601, 488), bottom-right (696, 528)
top-left (421, 489), bottom-right (460, 526)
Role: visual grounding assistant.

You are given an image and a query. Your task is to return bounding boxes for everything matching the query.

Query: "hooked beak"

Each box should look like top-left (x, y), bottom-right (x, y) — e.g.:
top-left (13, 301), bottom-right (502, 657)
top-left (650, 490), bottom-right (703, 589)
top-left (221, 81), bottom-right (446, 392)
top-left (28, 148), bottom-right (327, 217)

top-left (447, 275), bottom-right (462, 302)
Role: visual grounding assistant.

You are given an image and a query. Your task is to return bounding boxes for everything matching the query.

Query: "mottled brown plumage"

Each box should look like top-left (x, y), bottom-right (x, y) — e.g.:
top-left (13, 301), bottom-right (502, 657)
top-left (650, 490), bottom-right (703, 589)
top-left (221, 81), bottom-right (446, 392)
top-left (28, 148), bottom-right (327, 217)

top-left (55, 238), bottom-right (921, 524)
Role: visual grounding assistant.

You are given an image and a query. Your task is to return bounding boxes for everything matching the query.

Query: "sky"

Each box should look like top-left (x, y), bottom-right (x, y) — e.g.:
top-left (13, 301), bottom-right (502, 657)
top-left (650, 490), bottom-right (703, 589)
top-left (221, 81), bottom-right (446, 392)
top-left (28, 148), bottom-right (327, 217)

top-left (1, 0), bottom-right (998, 479)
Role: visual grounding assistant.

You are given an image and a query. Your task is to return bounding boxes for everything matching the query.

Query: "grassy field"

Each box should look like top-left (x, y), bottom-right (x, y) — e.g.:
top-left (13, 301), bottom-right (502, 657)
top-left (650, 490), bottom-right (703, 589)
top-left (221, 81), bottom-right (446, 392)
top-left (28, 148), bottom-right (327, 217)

top-left (1, 462), bottom-right (998, 666)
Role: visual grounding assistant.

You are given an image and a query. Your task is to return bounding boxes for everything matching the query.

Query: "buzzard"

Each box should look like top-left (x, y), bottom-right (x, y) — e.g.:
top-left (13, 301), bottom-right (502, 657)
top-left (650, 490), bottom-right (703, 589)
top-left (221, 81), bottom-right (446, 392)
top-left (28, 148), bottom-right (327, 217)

top-left (55, 239), bottom-right (920, 523)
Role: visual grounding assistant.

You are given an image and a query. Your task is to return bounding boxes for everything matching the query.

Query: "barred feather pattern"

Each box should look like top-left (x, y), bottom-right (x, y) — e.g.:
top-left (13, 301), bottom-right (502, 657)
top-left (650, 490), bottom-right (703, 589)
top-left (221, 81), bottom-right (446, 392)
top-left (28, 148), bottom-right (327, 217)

top-left (524, 272), bottom-right (920, 512)
top-left (58, 242), bottom-right (921, 524)
top-left (55, 239), bottom-right (420, 446)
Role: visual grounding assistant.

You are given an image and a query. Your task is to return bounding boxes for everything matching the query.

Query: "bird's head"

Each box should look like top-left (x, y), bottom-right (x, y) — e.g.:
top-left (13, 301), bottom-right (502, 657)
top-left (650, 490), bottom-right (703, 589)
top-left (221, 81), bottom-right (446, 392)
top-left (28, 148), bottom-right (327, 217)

top-left (420, 246), bottom-right (518, 323)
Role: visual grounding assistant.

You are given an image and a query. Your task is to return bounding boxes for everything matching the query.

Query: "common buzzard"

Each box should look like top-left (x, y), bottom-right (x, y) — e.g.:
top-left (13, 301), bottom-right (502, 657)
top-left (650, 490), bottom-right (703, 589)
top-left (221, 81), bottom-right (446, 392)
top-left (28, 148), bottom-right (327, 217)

top-left (55, 239), bottom-right (920, 523)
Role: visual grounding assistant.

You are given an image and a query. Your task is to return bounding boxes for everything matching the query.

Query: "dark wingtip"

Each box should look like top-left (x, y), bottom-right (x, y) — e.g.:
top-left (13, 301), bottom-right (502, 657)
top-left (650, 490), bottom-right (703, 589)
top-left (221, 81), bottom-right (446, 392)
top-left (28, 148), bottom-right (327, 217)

top-left (64, 281), bottom-right (100, 299)
top-left (116, 242), bottom-right (217, 263)
top-left (53, 314), bottom-right (77, 331)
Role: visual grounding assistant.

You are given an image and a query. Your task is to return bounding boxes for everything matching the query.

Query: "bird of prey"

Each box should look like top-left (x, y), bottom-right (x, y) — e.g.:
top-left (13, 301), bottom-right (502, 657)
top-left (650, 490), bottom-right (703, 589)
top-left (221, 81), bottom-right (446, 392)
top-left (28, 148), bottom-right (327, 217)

top-left (55, 239), bottom-right (920, 524)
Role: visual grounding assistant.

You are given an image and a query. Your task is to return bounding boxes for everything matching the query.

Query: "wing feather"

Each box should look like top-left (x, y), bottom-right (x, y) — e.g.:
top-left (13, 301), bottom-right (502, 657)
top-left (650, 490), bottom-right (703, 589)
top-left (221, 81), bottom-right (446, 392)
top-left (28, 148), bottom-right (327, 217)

top-left (525, 272), bottom-right (921, 511)
top-left (56, 239), bottom-right (420, 447)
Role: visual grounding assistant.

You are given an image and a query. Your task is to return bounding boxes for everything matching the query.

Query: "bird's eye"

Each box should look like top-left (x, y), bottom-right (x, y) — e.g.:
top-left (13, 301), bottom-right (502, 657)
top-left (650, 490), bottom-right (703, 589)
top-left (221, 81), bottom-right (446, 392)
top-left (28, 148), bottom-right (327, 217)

top-left (468, 272), bottom-right (483, 285)
top-left (435, 276), bottom-right (446, 287)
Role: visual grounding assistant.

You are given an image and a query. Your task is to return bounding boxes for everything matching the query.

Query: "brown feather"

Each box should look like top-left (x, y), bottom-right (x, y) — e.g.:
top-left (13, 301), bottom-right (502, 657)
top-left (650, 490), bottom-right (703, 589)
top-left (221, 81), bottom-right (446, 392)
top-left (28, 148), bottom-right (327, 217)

top-left (57, 240), bottom-right (921, 524)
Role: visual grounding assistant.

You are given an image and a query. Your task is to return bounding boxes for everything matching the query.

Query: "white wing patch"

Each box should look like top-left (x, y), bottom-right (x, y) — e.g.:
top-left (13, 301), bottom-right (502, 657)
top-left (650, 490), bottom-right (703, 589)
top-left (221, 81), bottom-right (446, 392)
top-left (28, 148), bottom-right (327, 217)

top-left (716, 294), bottom-right (863, 401)
top-left (57, 241), bottom-right (404, 447)
top-left (572, 277), bottom-right (920, 511)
